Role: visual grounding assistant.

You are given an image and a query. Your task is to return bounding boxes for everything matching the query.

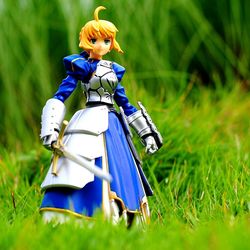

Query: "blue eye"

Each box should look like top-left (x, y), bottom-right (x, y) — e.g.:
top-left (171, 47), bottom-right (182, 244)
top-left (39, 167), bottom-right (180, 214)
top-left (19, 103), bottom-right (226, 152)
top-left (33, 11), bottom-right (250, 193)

top-left (90, 38), bottom-right (97, 44)
top-left (104, 39), bottom-right (111, 45)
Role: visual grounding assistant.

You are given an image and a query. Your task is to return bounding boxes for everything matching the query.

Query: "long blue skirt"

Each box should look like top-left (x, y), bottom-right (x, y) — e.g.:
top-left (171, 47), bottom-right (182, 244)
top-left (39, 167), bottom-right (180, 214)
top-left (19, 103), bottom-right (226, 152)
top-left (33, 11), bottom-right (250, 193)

top-left (40, 111), bottom-right (146, 217)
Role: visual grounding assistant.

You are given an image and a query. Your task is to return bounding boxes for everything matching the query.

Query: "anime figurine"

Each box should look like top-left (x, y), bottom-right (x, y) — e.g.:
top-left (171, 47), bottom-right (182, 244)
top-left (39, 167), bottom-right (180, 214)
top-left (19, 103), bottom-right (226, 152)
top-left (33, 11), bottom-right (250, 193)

top-left (39, 6), bottom-right (162, 225)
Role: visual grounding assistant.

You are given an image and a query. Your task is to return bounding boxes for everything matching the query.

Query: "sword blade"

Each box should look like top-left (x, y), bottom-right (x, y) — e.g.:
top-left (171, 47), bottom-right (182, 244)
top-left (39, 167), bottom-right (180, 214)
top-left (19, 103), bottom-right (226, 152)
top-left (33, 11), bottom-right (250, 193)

top-left (61, 146), bottom-right (112, 183)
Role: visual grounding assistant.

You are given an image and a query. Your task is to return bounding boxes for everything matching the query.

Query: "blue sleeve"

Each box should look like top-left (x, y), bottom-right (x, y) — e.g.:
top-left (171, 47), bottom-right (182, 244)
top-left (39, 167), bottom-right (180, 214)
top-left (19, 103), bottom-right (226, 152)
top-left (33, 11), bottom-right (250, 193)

top-left (63, 54), bottom-right (90, 81)
top-left (53, 53), bottom-right (90, 102)
top-left (114, 83), bottom-right (137, 116)
top-left (53, 75), bottom-right (78, 102)
top-left (112, 62), bottom-right (125, 82)
top-left (113, 62), bottom-right (137, 116)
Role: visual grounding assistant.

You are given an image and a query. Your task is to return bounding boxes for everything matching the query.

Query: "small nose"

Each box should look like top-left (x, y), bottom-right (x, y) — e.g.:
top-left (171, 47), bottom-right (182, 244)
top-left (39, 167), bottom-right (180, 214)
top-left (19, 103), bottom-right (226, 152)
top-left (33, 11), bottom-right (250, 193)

top-left (96, 40), bottom-right (103, 48)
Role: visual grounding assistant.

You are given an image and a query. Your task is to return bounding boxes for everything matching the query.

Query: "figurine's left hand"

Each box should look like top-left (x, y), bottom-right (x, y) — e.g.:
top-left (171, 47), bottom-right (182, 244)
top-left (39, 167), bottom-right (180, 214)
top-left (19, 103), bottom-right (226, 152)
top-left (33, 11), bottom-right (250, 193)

top-left (145, 136), bottom-right (158, 154)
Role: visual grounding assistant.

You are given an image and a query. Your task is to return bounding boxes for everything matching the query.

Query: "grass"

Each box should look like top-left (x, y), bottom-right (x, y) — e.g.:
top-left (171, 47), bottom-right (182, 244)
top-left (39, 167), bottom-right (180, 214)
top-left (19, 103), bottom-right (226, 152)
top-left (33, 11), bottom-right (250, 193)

top-left (0, 0), bottom-right (250, 249)
top-left (0, 215), bottom-right (249, 250)
top-left (0, 84), bottom-right (249, 249)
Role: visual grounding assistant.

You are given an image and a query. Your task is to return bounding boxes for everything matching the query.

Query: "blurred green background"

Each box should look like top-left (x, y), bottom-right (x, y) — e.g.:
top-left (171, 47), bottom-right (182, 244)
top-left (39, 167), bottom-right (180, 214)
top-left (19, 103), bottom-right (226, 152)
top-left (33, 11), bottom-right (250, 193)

top-left (0, 2), bottom-right (250, 248)
top-left (1, 0), bottom-right (250, 149)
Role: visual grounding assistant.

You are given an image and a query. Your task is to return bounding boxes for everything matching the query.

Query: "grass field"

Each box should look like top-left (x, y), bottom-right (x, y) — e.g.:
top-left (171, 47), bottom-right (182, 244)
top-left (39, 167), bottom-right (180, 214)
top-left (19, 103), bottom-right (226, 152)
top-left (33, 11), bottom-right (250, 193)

top-left (0, 0), bottom-right (249, 249)
top-left (0, 84), bottom-right (249, 249)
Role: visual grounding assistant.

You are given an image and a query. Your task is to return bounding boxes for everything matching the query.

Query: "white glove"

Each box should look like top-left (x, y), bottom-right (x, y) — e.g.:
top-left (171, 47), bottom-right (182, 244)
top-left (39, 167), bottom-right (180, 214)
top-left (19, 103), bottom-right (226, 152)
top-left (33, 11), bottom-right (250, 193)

top-left (42, 131), bottom-right (59, 150)
top-left (144, 136), bottom-right (158, 154)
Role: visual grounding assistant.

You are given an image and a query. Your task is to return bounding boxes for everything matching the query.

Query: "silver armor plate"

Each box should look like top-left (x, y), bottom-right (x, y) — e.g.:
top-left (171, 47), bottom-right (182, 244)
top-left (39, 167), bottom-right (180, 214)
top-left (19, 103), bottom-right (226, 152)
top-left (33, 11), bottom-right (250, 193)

top-left (65, 105), bottom-right (109, 135)
top-left (81, 60), bottom-right (118, 104)
top-left (41, 106), bottom-right (109, 190)
top-left (40, 98), bottom-right (66, 138)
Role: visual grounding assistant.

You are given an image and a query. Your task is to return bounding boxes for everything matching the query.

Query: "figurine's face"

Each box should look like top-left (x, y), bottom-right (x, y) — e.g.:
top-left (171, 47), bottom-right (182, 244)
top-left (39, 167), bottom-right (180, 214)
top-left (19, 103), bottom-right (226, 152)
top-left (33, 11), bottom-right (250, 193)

top-left (89, 37), bottom-right (111, 60)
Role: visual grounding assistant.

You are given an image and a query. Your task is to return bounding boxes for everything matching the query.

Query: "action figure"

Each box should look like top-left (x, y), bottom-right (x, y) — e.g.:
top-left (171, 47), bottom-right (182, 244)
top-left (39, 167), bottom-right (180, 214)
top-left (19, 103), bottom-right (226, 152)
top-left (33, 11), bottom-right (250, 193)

top-left (39, 6), bottom-right (162, 225)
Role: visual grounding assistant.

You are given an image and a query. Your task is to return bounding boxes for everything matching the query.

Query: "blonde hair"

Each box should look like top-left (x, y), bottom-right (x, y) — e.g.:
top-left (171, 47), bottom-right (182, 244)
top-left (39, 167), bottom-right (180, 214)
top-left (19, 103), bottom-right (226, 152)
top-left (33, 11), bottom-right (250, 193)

top-left (79, 6), bottom-right (123, 53)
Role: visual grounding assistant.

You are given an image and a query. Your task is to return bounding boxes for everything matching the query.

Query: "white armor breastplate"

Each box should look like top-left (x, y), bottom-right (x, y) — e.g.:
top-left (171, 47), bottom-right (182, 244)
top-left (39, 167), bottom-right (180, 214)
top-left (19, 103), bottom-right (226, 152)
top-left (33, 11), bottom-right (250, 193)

top-left (81, 60), bottom-right (118, 104)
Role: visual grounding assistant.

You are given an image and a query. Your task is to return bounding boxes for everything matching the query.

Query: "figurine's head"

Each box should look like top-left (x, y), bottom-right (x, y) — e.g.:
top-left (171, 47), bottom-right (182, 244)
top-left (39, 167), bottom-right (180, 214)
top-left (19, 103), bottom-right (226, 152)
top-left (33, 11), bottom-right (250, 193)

top-left (79, 6), bottom-right (123, 58)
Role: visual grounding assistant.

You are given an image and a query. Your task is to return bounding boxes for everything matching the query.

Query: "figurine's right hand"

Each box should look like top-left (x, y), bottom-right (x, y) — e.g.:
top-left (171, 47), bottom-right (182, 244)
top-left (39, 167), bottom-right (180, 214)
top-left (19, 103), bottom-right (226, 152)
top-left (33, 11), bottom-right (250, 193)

top-left (42, 131), bottom-right (59, 150)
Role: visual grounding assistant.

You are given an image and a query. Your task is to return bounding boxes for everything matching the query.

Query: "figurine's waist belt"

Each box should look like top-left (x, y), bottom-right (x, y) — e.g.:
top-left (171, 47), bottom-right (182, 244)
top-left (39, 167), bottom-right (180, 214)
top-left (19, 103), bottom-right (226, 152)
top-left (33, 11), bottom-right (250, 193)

top-left (86, 102), bottom-right (115, 112)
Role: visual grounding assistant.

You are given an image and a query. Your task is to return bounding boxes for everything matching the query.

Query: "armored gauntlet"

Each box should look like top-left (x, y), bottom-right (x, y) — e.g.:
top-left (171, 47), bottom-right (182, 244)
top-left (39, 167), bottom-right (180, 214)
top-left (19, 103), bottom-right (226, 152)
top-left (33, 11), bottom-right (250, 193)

top-left (127, 102), bottom-right (163, 154)
top-left (40, 98), bottom-right (66, 149)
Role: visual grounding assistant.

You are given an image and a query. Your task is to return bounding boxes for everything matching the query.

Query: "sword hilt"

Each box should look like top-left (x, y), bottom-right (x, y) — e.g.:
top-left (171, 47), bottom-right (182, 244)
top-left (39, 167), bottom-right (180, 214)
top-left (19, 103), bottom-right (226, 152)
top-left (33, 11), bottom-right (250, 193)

top-left (51, 120), bottom-right (68, 176)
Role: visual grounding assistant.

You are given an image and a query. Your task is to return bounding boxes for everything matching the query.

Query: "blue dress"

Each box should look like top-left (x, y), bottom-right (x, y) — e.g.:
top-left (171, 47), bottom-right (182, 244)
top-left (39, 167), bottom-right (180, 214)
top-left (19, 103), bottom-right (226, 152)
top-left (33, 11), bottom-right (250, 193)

top-left (40, 52), bottom-right (152, 219)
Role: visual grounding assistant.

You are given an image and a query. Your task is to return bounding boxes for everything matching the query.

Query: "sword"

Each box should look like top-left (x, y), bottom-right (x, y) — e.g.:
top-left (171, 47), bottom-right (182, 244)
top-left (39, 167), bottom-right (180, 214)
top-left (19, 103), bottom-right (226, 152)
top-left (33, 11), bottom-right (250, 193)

top-left (51, 120), bottom-right (112, 183)
top-left (51, 120), bottom-right (68, 176)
